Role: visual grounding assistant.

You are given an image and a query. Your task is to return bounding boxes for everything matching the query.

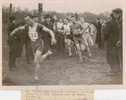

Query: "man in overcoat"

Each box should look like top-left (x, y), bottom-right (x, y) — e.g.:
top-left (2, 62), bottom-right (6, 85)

top-left (104, 8), bottom-right (122, 74)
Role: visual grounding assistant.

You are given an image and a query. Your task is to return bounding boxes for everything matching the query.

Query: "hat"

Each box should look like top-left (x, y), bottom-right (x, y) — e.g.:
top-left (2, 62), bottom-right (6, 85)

top-left (112, 8), bottom-right (122, 14)
top-left (71, 15), bottom-right (75, 18)
top-left (44, 14), bottom-right (51, 19)
top-left (24, 16), bottom-right (31, 21)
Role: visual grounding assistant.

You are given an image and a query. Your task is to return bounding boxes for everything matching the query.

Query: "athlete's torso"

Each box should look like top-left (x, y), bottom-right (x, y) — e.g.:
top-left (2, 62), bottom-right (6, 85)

top-left (28, 23), bottom-right (39, 42)
top-left (63, 23), bottom-right (71, 35)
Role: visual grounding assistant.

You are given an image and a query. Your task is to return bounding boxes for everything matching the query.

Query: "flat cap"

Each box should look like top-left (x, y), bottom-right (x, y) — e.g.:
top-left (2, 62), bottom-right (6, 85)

top-left (112, 8), bottom-right (122, 14)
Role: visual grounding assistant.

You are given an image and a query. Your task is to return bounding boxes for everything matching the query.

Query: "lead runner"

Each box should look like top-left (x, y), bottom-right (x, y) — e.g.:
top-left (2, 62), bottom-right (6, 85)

top-left (10, 16), bottom-right (56, 80)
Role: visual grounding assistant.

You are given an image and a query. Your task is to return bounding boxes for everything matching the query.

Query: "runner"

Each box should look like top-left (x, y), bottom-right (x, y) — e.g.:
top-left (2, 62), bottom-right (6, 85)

top-left (10, 16), bottom-right (56, 80)
top-left (70, 16), bottom-right (84, 62)
top-left (63, 18), bottom-right (73, 56)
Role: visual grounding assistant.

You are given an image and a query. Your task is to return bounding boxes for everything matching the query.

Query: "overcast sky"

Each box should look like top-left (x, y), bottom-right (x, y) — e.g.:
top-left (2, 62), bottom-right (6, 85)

top-left (2, 0), bottom-right (124, 14)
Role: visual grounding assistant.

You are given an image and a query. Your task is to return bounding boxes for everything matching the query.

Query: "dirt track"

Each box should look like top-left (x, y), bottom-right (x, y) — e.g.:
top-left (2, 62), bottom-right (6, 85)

top-left (4, 46), bottom-right (122, 85)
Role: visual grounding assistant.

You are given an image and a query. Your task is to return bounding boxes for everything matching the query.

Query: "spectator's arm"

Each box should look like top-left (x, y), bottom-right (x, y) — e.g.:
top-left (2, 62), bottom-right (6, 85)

top-left (10, 25), bottom-right (25, 36)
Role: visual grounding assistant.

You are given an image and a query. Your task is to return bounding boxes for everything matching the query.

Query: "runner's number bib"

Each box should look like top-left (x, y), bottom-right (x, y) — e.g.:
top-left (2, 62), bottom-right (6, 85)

top-left (28, 23), bottom-right (38, 42)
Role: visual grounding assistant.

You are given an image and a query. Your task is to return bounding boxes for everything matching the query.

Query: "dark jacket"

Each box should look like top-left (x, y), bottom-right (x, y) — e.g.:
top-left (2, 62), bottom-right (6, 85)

top-left (104, 19), bottom-right (120, 48)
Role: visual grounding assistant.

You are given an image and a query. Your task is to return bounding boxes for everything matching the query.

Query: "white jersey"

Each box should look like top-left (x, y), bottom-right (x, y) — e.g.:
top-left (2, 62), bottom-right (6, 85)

top-left (63, 23), bottom-right (71, 35)
top-left (28, 23), bottom-right (39, 42)
top-left (56, 22), bottom-right (64, 32)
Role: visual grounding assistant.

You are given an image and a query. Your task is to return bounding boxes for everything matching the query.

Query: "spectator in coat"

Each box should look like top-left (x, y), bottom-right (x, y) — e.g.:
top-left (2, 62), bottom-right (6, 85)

top-left (8, 15), bottom-right (18, 70)
top-left (54, 18), bottom-right (65, 53)
top-left (8, 15), bottom-right (34, 70)
top-left (103, 8), bottom-right (122, 74)
top-left (96, 18), bottom-right (102, 48)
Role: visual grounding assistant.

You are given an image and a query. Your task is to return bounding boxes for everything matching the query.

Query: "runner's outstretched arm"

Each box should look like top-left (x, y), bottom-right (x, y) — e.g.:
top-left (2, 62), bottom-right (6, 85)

top-left (10, 25), bottom-right (25, 36)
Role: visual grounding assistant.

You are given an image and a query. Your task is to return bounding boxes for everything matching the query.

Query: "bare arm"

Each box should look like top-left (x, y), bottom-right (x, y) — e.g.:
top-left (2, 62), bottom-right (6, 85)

top-left (10, 25), bottom-right (25, 36)
top-left (38, 23), bottom-right (55, 39)
top-left (38, 23), bottom-right (56, 45)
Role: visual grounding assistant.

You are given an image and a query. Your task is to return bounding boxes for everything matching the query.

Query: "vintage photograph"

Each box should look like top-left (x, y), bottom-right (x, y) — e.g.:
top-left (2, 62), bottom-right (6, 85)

top-left (2, 0), bottom-right (123, 85)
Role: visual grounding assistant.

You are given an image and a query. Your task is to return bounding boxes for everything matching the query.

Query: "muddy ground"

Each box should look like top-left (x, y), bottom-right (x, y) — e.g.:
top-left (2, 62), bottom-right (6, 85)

top-left (4, 46), bottom-right (122, 85)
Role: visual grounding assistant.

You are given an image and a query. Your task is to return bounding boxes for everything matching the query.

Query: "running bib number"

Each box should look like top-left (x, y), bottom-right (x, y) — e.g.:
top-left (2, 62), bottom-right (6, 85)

top-left (29, 32), bottom-right (38, 41)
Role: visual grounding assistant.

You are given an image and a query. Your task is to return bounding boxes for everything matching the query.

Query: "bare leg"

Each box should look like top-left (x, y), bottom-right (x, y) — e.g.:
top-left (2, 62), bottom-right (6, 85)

top-left (67, 39), bottom-right (72, 57)
top-left (39, 50), bottom-right (53, 62)
top-left (68, 46), bottom-right (72, 56)
top-left (80, 43), bottom-right (88, 61)
top-left (87, 35), bottom-right (93, 57)
top-left (34, 62), bottom-right (41, 80)
top-left (87, 46), bottom-right (92, 57)
top-left (76, 43), bottom-right (83, 62)
top-left (65, 39), bottom-right (72, 57)
top-left (34, 50), bottom-right (41, 80)
top-left (34, 50), bottom-right (53, 80)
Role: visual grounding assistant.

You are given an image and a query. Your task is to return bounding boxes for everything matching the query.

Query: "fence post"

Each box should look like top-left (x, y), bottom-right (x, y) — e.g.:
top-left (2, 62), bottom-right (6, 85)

top-left (38, 3), bottom-right (43, 21)
top-left (9, 3), bottom-right (12, 15)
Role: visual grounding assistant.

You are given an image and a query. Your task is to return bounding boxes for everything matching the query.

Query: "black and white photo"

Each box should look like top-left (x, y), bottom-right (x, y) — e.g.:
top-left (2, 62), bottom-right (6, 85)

top-left (2, 0), bottom-right (123, 85)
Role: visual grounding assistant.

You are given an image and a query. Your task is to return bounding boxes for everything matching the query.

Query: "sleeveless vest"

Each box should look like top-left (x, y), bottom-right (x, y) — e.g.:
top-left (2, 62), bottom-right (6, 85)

top-left (24, 23), bottom-right (44, 42)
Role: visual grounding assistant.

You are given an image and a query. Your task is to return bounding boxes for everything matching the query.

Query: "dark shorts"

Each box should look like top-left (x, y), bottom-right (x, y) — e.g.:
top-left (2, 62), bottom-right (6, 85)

top-left (42, 36), bottom-right (51, 52)
top-left (66, 34), bottom-right (73, 41)
top-left (31, 39), bottom-right (44, 54)
top-left (73, 34), bottom-right (83, 44)
top-left (31, 37), bottom-right (52, 54)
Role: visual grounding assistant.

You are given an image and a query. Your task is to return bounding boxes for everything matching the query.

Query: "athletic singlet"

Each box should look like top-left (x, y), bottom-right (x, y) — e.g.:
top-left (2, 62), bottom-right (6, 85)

top-left (63, 23), bottom-right (71, 35)
top-left (56, 22), bottom-right (63, 32)
top-left (71, 23), bottom-right (83, 35)
top-left (28, 23), bottom-right (39, 42)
